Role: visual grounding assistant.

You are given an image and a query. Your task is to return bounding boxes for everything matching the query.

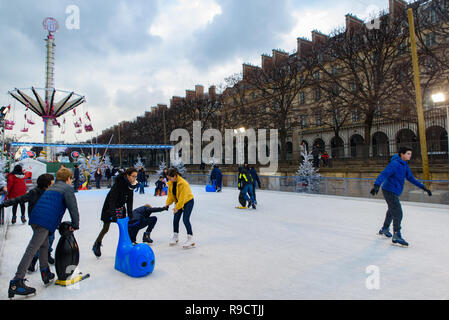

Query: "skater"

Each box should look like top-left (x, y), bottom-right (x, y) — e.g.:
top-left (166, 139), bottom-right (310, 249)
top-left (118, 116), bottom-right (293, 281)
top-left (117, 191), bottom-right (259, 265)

top-left (154, 176), bottom-right (166, 196)
top-left (210, 165), bottom-right (223, 192)
top-left (83, 169), bottom-right (91, 190)
top-left (95, 167), bottom-right (102, 189)
top-left (7, 164), bottom-right (27, 224)
top-left (127, 204), bottom-right (169, 244)
top-left (73, 164), bottom-right (80, 193)
top-left (92, 167), bottom-right (138, 258)
top-left (370, 147), bottom-right (432, 246)
top-left (105, 166), bottom-right (112, 188)
top-left (137, 167), bottom-right (146, 194)
top-left (249, 165), bottom-right (261, 203)
top-left (238, 163), bottom-right (256, 209)
top-left (165, 168), bottom-right (195, 248)
top-left (8, 168), bottom-right (79, 299)
top-left (0, 174), bottom-right (55, 271)
top-left (321, 151), bottom-right (329, 167)
top-left (312, 144), bottom-right (320, 168)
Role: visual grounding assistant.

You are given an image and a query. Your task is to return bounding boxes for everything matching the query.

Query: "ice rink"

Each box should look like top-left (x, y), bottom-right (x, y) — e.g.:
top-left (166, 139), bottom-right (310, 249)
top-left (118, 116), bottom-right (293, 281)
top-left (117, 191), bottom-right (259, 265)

top-left (1, 185), bottom-right (449, 300)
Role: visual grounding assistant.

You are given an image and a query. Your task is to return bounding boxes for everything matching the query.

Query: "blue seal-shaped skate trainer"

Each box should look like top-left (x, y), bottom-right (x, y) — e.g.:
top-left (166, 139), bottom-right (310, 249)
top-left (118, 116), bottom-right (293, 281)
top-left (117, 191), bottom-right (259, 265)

top-left (115, 217), bottom-right (155, 277)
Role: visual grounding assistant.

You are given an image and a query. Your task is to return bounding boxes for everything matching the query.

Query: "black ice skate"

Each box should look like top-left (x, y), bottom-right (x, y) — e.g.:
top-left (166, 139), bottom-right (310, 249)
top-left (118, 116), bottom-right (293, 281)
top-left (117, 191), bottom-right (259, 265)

top-left (8, 278), bottom-right (36, 299)
top-left (378, 227), bottom-right (392, 238)
top-left (28, 256), bottom-right (38, 273)
top-left (142, 232), bottom-right (153, 244)
top-left (392, 231), bottom-right (409, 247)
top-left (40, 267), bottom-right (55, 285)
top-left (92, 241), bottom-right (102, 258)
top-left (21, 215), bottom-right (27, 223)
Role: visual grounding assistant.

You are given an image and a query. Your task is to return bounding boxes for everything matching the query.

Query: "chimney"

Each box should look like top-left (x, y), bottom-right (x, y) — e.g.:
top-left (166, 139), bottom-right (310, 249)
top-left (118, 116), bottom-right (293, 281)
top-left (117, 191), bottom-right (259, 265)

top-left (272, 49), bottom-right (288, 66)
top-left (297, 37), bottom-right (312, 59)
top-left (186, 90), bottom-right (195, 100)
top-left (311, 30), bottom-right (329, 49)
top-left (242, 63), bottom-right (260, 79)
top-left (389, 0), bottom-right (407, 19)
top-left (208, 85), bottom-right (216, 97)
top-left (261, 54), bottom-right (273, 72)
top-left (345, 14), bottom-right (364, 36)
top-left (195, 85), bottom-right (204, 97)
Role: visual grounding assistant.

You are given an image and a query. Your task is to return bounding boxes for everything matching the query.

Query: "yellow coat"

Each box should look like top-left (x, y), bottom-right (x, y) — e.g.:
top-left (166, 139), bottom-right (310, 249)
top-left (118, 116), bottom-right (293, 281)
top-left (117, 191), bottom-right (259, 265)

top-left (166, 176), bottom-right (194, 210)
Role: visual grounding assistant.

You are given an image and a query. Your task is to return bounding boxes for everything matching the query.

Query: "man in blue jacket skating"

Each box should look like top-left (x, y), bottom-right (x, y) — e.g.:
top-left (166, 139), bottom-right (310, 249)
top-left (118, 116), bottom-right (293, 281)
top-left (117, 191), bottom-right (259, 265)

top-left (370, 147), bottom-right (432, 246)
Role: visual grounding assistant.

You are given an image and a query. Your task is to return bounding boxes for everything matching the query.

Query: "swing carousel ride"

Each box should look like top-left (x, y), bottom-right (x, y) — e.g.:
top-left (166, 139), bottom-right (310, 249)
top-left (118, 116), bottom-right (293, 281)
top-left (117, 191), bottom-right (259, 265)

top-left (6, 17), bottom-right (94, 161)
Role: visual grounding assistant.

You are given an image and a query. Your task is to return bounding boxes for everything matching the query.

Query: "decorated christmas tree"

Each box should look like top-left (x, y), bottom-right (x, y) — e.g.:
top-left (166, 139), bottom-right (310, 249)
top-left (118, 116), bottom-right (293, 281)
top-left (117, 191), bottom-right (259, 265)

top-left (102, 154), bottom-right (113, 170)
top-left (156, 160), bottom-right (166, 176)
top-left (134, 155), bottom-right (144, 169)
top-left (296, 150), bottom-right (320, 193)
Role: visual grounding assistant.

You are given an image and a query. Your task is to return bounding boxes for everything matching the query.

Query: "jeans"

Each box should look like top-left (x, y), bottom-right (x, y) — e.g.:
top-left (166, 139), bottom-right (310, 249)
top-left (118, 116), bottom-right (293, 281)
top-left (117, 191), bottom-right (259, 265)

top-left (382, 189), bottom-right (403, 232)
top-left (173, 199), bottom-right (194, 235)
top-left (33, 233), bottom-right (55, 259)
top-left (15, 225), bottom-right (49, 279)
top-left (12, 202), bottom-right (25, 218)
top-left (241, 184), bottom-right (255, 203)
top-left (138, 183), bottom-right (145, 194)
top-left (96, 178), bottom-right (101, 189)
top-left (128, 216), bottom-right (157, 242)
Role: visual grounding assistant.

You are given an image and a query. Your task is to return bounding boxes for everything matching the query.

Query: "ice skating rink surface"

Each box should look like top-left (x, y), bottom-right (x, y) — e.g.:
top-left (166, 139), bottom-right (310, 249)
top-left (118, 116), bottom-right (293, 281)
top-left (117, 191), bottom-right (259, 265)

top-left (1, 186), bottom-right (449, 300)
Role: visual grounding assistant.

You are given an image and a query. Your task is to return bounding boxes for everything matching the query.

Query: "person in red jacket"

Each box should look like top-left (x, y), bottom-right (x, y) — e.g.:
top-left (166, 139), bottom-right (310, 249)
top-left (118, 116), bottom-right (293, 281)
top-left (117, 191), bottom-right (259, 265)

top-left (7, 165), bottom-right (28, 224)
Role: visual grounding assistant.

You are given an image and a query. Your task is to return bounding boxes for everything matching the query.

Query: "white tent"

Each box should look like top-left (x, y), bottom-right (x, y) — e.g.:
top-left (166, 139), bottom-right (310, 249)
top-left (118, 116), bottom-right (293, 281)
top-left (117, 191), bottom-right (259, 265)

top-left (12, 158), bottom-right (47, 180)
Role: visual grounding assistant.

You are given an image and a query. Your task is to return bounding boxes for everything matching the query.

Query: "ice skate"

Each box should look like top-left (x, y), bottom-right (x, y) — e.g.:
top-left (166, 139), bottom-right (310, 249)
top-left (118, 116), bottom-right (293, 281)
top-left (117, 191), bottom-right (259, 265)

top-left (392, 231), bottom-right (409, 247)
top-left (8, 278), bottom-right (36, 299)
top-left (40, 267), bottom-right (55, 286)
top-left (92, 241), bottom-right (102, 258)
top-left (169, 233), bottom-right (179, 246)
top-left (378, 227), bottom-right (392, 238)
top-left (21, 215), bottom-right (27, 223)
top-left (182, 235), bottom-right (195, 249)
top-left (142, 232), bottom-right (153, 244)
top-left (27, 256), bottom-right (38, 273)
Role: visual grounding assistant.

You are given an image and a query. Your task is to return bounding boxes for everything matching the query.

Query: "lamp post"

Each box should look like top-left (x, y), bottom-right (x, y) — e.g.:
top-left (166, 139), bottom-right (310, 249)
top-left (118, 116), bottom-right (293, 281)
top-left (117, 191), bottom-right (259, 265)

top-left (407, 8), bottom-right (430, 183)
top-left (431, 93), bottom-right (449, 164)
top-left (0, 106), bottom-right (9, 160)
top-left (233, 127), bottom-right (246, 165)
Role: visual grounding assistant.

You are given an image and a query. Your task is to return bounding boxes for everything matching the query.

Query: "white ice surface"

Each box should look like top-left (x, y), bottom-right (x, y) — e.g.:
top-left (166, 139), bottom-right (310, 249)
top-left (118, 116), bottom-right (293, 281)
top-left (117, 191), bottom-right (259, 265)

top-left (1, 186), bottom-right (449, 300)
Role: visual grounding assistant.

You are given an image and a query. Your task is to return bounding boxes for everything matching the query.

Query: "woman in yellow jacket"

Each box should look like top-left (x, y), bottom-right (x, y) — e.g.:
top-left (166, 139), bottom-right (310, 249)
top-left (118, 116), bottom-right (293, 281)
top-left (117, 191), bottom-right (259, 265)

top-left (165, 168), bottom-right (195, 248)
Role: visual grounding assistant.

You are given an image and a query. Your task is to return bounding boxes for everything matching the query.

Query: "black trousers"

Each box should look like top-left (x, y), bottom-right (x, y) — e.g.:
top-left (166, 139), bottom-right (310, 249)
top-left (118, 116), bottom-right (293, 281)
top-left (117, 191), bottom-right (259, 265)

top-left (12, 202), bottom-right (26, 218)
top-left (382, 189), bottom-right (403, 232)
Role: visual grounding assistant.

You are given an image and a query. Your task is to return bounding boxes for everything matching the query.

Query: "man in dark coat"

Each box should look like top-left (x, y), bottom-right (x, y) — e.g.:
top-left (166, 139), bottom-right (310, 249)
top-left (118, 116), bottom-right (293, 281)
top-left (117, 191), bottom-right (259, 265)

top-left (92, 167), bottom-right (138, 258)
top-left (105, 167), bottom-right (112, 188)
top-left (238, 163), bottom-right (256, 209)
top-left (127, 204), bottom-right (168, 244)
top-left (210, 165), bottom-right (223, 192)
top-left (249, 166), bottom-right (261, 203)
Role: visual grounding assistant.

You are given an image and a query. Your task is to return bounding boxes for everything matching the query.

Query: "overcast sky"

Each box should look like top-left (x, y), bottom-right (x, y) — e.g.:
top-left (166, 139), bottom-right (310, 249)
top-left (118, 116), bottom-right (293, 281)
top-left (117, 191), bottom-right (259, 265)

top-left (0, 0), bottom-right (391, 143)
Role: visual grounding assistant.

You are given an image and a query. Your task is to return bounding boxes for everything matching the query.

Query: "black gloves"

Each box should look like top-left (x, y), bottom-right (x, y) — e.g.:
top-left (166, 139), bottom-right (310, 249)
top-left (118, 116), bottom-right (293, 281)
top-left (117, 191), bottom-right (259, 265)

top-left (422, 186), bottom-right (432, 196)
top-left (370, 184), bottom-right (380, 196)
top-left (163, 205), bottom-right (169, 211)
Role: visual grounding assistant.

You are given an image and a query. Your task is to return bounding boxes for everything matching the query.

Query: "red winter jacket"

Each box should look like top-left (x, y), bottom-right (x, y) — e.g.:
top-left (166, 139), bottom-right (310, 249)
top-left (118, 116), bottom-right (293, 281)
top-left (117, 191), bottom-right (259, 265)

top-left (7, 173), bottom-right (27, 199)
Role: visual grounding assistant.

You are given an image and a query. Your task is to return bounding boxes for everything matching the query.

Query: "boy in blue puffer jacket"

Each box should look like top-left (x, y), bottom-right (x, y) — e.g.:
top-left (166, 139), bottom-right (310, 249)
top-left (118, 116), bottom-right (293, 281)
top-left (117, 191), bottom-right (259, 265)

top-left (8, 168), bottom-right (80, 299)
top-left (370, 147), bottom-right (432, 246)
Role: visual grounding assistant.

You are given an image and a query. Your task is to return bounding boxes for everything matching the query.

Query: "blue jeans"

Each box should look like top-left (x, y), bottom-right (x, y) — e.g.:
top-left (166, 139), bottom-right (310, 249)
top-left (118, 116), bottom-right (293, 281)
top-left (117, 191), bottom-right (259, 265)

top-left (241, 184), bottom-right (255, 203)
top-left (128, 216), bottom-right (157, 242)
top-left (173, 199), bottom-right (194, 235)
top-left (138, 183), bottom-right (145, 194)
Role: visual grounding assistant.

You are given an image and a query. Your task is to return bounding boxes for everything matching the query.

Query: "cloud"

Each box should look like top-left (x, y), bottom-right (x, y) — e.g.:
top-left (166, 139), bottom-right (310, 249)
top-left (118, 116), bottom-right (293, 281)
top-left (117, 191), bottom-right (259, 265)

top-left (187, 0), bottom-right (297, 70)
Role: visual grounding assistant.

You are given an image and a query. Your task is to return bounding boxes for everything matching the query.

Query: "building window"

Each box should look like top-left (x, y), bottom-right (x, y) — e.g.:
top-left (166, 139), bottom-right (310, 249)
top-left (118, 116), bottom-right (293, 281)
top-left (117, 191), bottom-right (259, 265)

top-left (315, 112), bottom-right (322, 126)
top-left (314, 88), bottom-right (321, 102)
top-left (299, 92), bottom-right (306, 105)
top-left (425, 33), bottom-right (437, 47)
top-left (251, 92), bottom-right (256, 101)
top-left (349, 81), bottom-right (357, 93)
top-left (352, 108), bottom-right (360, 122)
top-left (300, 115), bottom-right (307, 129)
top-left (313, 71), bottom-right (320, 80)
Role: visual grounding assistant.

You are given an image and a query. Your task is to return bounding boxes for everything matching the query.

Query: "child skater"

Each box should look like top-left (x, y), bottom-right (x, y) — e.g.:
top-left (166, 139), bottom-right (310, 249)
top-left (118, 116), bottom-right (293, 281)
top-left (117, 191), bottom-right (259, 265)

top-left (370, 146), bottom-right (432, 246)
top-left (8, 168), bottom-right (79, 299)
top-left (165, 168), bottom-right (195, 248)
top-left (127, 204), bottom-right (169, 244)
top-left (154, 176), bottom-right (166, 196)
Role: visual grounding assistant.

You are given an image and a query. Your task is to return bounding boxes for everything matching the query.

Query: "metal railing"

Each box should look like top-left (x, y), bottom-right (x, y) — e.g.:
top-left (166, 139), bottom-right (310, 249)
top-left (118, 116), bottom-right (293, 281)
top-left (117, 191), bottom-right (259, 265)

top-left (174, 173), bottom-right (449, 205)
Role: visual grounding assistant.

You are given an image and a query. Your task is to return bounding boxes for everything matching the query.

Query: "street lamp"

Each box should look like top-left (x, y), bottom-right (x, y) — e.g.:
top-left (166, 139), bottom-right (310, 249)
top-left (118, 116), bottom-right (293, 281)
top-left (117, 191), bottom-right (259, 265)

top-left (233, 127), bottom-right (246, 165)
top-left (0, 106), bottom-right (9, 159)
top-left (431, 93), bottom-right (449, 163)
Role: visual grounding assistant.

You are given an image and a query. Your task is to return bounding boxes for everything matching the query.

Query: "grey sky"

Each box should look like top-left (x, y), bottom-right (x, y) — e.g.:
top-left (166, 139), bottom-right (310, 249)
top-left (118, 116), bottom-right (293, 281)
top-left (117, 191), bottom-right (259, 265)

top-left (0, 0), bottom-right (389, 143)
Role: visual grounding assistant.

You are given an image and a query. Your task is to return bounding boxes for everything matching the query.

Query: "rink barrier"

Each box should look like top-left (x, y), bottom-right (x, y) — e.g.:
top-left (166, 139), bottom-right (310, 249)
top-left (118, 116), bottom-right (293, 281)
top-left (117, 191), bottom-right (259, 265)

top-left (161, 174), bottom-right (449, 206)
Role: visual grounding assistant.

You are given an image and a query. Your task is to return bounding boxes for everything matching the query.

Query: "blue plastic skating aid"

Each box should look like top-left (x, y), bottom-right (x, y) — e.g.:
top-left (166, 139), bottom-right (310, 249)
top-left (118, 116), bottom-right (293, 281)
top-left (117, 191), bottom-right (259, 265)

top-left (205, 180), bottom-right (216, 192)
top-left (115, 217), bottom-right (155, 278)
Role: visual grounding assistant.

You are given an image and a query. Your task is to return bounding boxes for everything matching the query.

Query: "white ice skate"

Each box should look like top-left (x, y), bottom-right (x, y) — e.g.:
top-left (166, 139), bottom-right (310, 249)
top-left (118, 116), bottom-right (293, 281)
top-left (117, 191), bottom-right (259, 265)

top-left (169, 233), bottom-right (179, 246)
top-left (182, 235), bottom-right (195, 249)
